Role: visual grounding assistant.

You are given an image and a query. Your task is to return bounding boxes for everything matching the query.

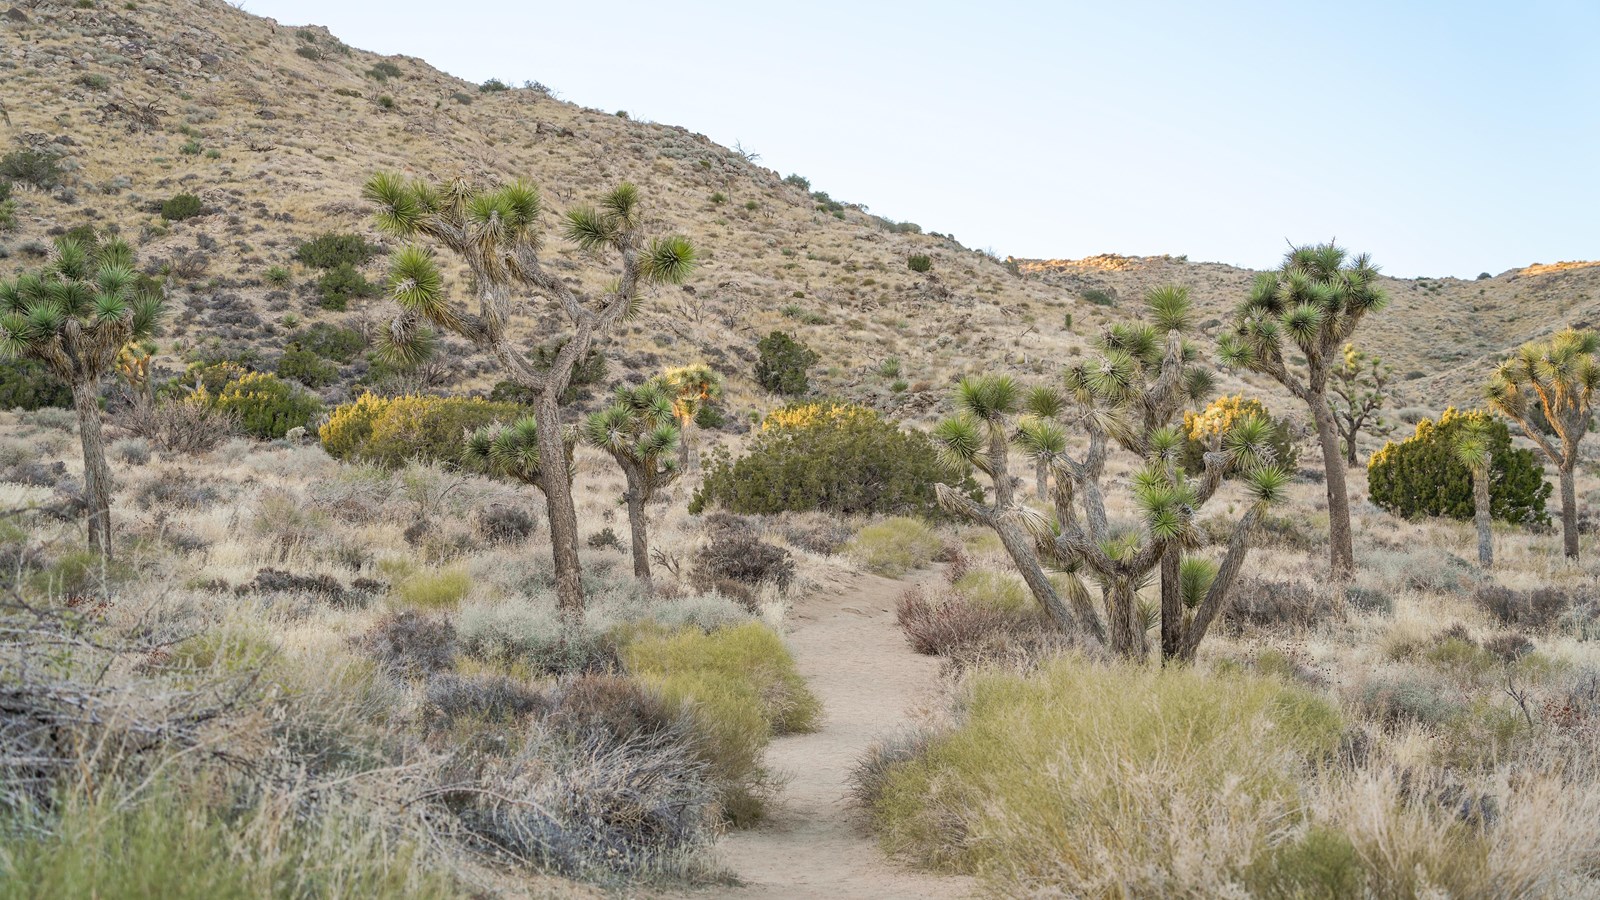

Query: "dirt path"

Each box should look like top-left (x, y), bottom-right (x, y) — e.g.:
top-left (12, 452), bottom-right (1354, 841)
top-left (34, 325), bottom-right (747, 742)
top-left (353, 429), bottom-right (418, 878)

top-left (694, 565), bottom-right (973, 899)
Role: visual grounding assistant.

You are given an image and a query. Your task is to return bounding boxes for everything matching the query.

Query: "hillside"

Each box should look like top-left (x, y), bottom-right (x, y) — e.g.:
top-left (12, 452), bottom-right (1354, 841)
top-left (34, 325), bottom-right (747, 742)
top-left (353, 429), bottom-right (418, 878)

top-left (2, 0), bottom-right (1596, 420)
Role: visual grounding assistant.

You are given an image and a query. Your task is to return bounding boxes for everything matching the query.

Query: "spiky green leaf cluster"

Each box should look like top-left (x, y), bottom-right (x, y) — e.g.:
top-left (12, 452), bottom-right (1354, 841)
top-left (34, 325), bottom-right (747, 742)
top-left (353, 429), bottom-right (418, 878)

top-left (582, 380), bottom-right (681, 470)
top-left (0, 236), bottom-right (164, 374)
top-left (1484, 328), bottom-right (1600, 437)
top-left (1221, 242), bottom-right (1388, 374)
top-left (465, 415), bottom-right (576, 487)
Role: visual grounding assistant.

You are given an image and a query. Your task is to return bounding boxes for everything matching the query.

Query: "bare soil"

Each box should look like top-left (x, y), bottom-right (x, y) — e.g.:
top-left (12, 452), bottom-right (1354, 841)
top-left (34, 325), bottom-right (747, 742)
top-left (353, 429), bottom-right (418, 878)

top-left (676, 566), bottom-right (973, 899)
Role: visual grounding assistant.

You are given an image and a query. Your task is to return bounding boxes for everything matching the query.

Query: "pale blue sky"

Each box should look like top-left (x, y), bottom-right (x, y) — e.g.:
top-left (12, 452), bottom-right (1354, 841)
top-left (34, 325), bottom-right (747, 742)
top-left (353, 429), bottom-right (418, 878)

top-left (249, 1), bottom-right (1598, 278)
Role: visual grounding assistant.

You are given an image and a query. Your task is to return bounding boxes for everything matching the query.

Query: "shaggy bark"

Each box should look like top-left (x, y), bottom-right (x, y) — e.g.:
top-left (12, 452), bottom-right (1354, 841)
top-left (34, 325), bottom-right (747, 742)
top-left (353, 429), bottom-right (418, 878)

top-left (536, 393), bottom-right (585, 617)
top-left (1313, 400), bottom-right (1355, 579)
top-left (1560, 466), bottom-right (1579, 561)
top-left (1473, 466), bottom-right (1494, 568)
top-left (71, 376), bottom-right (113, 558)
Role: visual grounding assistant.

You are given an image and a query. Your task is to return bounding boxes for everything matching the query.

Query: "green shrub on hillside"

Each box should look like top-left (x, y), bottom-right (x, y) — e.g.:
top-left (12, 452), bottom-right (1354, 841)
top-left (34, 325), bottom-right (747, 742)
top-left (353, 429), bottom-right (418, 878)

top-left (1368, 408), bottom-right (1550, 525)
top-left (293, 232), bottom-right (377, 270)
top-left (274, 347), bottom-right (339, 388)
top-left (319, 394), bottom-right (526, 468)
top-left (754, 330), bottom-right (819, 395)
top-left (159, 193), bottom-right (203, 221)
top-left (907, 254), bottom-right (932, 274)
top-left (315, 263), bottom-right (376, 311)
top-left (197, 371), bottom-right (321, 440)
top-left (0, 148), bottom-right (61, 189)
top-left (0, 357), bottom-right (72, 410)
top-left (691, 401), bottom-right (979, 517)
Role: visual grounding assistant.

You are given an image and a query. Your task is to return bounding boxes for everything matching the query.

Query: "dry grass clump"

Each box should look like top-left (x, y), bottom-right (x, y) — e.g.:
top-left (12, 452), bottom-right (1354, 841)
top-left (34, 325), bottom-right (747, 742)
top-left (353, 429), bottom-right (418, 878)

top-left (844, 516), bottom-right (943, 578)
top-left (895, 579), bottom-right (1075, 671)
top-left (863, 655), bottom-right (1343, 894)
top-left (622, 622), bottom-right (821, 824)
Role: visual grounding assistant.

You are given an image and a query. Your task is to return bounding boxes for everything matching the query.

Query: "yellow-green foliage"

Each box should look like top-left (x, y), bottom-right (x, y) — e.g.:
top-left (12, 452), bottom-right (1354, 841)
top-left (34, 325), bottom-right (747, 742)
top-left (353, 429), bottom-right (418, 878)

top-left (0, 783), bottom-right (454, 900)
top-left (872, 655), bottom-right (1343, 894)
top-left (319, 394), bottom-right (525, 469)
top-left (622, 622), bottom-right (820, 824)
top-left (394, 567), bottom-right (471, 610)
top-left (165, 628), bottom-right (279, 674)
top-left (194, 370), bottom-right (322, 440)
top-left (845, 516), bottom-right (943, 578)
top-left (952, 570), bottom-right (1028, 612)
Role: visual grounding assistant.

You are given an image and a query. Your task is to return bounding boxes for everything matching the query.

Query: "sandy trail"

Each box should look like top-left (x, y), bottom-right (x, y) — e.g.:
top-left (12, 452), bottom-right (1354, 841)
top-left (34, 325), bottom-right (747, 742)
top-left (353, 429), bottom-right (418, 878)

top-left (687, 565), bottom-right (973, 899)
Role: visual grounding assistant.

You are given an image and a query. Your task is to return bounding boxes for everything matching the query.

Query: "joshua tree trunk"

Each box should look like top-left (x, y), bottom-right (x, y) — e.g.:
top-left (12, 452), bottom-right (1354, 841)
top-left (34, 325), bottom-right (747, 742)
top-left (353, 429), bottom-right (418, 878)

top-left (677, 419), bottom-right (694, 473)
top-left (994, 519), bottom-right (1098, 640)
top-left (71, 376), bottom-right (113, 559)
top-left (1176, 505), bottom-right (1263, 663)
top-left (1035, 458), bottom-right (1049, 502)
top-left (1559, 466), bottom-right (1579, 561)
top-left (1159, 548), bottom-right (1182, 663)
top-left (624, 476), bottom-right (652, 588)
top-left (536, 394), bottom-right (585, 617)
top-left (1344, 430), bottom-right (1359, 466)
top-left (1108, 578), bottom-right (1146, 661)
top-left (1472, 467), bottom-right (1493, 568)
top-left (1312, 401), bottom-right (1355, 579)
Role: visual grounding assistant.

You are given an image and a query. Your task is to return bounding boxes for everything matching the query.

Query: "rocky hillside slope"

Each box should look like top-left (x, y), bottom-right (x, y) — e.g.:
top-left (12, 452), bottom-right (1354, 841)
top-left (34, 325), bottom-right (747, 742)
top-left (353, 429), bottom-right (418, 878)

top-left (2, 0), bottom-right (1593, 419)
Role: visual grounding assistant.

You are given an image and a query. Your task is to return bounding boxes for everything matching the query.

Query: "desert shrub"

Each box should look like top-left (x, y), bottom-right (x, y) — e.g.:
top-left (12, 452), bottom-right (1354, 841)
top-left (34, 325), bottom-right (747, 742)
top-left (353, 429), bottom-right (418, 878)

top-left (1368, 408), bottom-right (1550, 525)
top-left (542, 674), bottom-right (681, 746)
top-left (691, 401), bottom-right (978, 517)
top-left (456, 600), bottom-right (612, 676)
top-left (1224, 576), bottom-right (1338, 631)
top-left (754, 330), bottom-right (819, 395)
top-left (868, 656), bottom-right (1343, 894)
top-left (274, 346), bottom-right (339, 388)
top-left (0, 147), bottom-right (61, 188)
top-left (894, 586), bottom-right (1067, 669)
top-left (1354, 672), bottom-right (1459, 728)
top-left (692, 517), bottom-right (795, 598)
top-left (476, 505), bottom-right (536, 545)
top-left (1473, 583), bottom-right (1578, 629)
top-left (0, 783), bottom-right (457, 900)
top-left (293, 232), bottom-right (377, 270)
top-left (951, 569), bottom-right (1030, 612)
top-left (459, 719), bottom-right (715, 880)
top-left (295, 323), bottom-right (368, 362)
top-left (907, 254), bottom-right (932, 273)
top-left (1081, 286), bottom-right (1117, 307)
top-left (315, 262), bottom-right (376, 311)
top-left (622, 622), bottom-right (820, 824)
top-left (394, 567), bottom-right (471, 610)
top-left (196, 371), bottom-right (320, 439)
top-left (359, 611), bottom-right (456, 678)
top-left (1181, 395), bottom-right (1300, 476)
top-left (159, 193), bottom-right (203, 221)
top-left (424, 672), bottom-right (544, 728)
top-left (126, 399), bottom-right (233, 453)
top-left (111, 437), bottom-right (151, 465)
top-left (850, 728), bottom-right (939, 810)
top-left (0, 357), bottom-right (71, 410)
top-left (367, 60), bottom-right (403, 81)
top-left (319, 394), bottom-right (524, 468)
top-left (845, 517), bottom-right (942, 577)
top-left (771, 511), bottom-right (852, 555)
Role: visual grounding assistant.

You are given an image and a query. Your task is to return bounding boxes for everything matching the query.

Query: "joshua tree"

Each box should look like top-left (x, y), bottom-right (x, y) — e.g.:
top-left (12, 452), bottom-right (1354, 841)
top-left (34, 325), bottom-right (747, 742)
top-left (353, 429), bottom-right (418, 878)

top-left (1485, 328), bottom-right (1599, 560)
top-left (1454, 421), bottom-right (1495, 568)
top-left (659, 362), bottom-right (722, 472)
top-left (1045, 414), bottom-right (1288, 662)
top-left (362, 173), bottom-right (695, 616)
top-left (1328, 343), bottom-right (1393, 465)
top-left (1220, 243), bottom-right (1389, 579)
top-left (933, 376), bottom-right (1103, 642)
top-left (1022, 384), bottom-right (1065, 500)
top-left (464, 415), bottom-right (576, 498)
top-left (0, 236), bottom-right (163, 557)
top-left (936, 287), bottom-right (1281, 662)
top-left (583, 381), bottom-right (681, 586)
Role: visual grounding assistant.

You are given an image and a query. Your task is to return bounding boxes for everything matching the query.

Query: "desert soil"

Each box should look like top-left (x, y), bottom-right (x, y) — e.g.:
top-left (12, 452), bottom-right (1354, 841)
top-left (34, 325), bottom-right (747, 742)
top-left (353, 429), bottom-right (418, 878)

top-left (673, 566), bottom-right (973, 899)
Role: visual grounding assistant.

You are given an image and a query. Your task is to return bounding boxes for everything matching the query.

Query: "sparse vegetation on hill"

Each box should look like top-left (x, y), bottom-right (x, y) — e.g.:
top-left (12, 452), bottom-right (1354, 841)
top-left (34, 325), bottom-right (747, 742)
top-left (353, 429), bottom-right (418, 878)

top-left (3, 2), bottom-right (1600, 896)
